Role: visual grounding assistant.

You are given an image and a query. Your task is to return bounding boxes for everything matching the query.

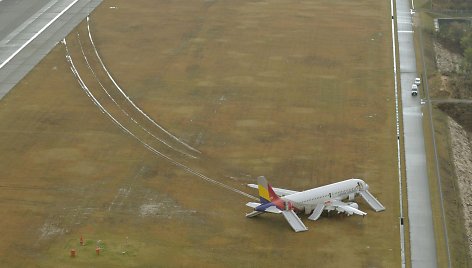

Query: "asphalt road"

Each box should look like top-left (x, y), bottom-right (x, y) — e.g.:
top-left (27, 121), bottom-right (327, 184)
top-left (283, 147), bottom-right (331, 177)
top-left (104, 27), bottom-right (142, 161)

top-left (395, 0), bottom-right (438, 267)
top-left (0, 0), bottom-right (102, 99)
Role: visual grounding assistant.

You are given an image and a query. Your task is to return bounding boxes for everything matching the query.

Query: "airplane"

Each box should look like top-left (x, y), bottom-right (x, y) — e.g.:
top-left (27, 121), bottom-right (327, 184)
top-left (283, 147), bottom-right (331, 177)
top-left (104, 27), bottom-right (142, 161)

top-left (245, 176), bottom-right (385, 232)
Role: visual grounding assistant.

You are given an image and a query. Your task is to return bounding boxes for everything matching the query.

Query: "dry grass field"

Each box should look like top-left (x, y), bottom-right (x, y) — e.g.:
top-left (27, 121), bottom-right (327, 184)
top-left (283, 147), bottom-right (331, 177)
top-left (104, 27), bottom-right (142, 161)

top-left (0, 0), bottom-right (400, 266)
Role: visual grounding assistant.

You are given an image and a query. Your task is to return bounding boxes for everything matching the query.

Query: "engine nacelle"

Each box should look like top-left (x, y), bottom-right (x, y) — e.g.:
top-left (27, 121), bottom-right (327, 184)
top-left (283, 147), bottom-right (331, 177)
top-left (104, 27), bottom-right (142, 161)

top-left (347, 202), bottom-right (359, 209)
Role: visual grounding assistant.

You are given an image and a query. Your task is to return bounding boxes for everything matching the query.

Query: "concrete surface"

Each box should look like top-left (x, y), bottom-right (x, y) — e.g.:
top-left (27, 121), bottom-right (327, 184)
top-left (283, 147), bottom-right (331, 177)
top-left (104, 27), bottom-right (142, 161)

top-left (395, 0), bottom-right (438, 266)
top-left (0, 0), bottom-right (102, 99)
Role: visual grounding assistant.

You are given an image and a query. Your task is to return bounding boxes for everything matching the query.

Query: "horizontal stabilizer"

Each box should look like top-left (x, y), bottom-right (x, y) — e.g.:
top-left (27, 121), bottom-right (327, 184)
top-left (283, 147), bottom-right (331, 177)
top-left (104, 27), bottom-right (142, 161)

top-left (246, 211), bottom-right (264, 218)
top-left (359, 190), bottom-right (385, 212)
top-left (265, 206), bottom-right (282, 214)
top-left (282, 210), bottom-right (308, 232)
top-left (308, 204), bottom-right (325, 221)
top-left (245, 202), bottom-right (282, 214)
top-left (246, 202), bottom-right (261, 209)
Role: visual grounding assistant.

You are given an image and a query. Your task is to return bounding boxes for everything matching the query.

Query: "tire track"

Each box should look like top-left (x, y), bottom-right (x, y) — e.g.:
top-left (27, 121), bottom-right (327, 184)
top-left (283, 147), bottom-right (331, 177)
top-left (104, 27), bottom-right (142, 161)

top-left (86, 17), bottom-right (201, 155)
top-left (75, 32), bottom-right (197, 159)
top-left (63, 38), bottom-right (257, 201)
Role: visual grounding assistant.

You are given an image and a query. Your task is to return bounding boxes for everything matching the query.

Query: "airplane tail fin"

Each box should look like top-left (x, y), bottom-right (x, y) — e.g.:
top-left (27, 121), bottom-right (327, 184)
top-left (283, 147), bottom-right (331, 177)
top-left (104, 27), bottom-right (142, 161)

top-left (257, 176), bottom-right (281, 204)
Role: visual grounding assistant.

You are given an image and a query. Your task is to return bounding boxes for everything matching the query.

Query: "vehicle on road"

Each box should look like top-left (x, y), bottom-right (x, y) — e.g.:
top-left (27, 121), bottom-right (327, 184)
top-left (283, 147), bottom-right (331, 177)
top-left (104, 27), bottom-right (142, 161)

top-left (414, 77), bottom-right (421, 85)
top-left (412, 84), bottom-right (418, 96)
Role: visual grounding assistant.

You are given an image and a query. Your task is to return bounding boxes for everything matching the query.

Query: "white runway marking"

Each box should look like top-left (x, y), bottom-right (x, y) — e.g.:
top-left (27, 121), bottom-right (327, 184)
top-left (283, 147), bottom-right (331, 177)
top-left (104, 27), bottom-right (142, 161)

top-left (390, 0), bottom-right (406, 265)
top-left (0, 0), bottom-right (59, 46)
top-left (0, 0), bottom-right (80, 70)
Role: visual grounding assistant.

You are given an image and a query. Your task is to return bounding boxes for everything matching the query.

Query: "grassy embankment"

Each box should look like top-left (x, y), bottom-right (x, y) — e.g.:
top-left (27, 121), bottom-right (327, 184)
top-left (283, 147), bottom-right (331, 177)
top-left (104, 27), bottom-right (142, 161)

top-left (414, 0), bottom-right (471, 266)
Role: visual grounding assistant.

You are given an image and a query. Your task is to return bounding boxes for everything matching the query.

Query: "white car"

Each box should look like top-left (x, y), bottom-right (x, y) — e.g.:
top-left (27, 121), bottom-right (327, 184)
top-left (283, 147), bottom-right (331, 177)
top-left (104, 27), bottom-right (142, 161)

top-left (414, 77), bottom-right (421, 85)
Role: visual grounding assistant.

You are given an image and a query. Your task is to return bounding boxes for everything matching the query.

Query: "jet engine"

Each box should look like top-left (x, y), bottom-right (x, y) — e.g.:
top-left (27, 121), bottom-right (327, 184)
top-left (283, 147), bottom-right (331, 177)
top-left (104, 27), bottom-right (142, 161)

top-left (347, 202), bottom-right (359, 209)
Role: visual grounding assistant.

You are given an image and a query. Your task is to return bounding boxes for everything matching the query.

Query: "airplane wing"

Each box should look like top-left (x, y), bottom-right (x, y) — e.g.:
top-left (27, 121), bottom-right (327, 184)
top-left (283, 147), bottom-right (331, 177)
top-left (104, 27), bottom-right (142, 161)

top-left (247, 184), bottom-right (299, 197)
top-left (338, 204), bottom-right (367, 216)
top-left (329, 200), bottom-right (367, 216)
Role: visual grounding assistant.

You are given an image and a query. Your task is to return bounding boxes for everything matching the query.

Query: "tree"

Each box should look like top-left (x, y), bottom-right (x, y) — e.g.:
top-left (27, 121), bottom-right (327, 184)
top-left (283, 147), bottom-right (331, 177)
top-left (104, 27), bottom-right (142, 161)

top-left (460, 31), bottom-right (472, 74)
top-left (460, 31), bottom-right (472, 51)
top-left (438, 22), bottom-right (470, 52)
top-left (463, 47), bottom-right (472, 73)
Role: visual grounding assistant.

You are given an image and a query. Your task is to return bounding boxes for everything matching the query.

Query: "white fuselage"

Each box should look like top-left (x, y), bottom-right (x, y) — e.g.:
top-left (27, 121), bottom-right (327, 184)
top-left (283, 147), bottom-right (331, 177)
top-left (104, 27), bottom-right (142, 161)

top-left (282, 179), bottom-right (368, 214)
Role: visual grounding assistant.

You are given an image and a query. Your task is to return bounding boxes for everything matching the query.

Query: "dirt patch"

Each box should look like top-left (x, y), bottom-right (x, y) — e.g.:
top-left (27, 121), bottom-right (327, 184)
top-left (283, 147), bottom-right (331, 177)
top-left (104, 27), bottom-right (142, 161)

top-left (139, 193), bottom-right (197, 218)
top-left (439, 75), bottom-right (451, 93)
top-left (431, 41), bottom-right (462, 97)
top-left (448, 117), bottom-right (472, 259)
top-left (39, 221), bottom-right (65, 240)
top-left (433, 41), bottom-right (462, 74)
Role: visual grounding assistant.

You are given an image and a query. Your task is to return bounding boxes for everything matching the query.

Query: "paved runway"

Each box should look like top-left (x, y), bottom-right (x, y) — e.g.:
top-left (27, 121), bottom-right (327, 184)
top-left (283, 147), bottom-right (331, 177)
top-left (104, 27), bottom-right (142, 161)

top-left (395, 0), bottom-right (438, 267)
top-left (0, 0), bottom-right (102, 99)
